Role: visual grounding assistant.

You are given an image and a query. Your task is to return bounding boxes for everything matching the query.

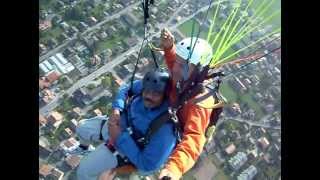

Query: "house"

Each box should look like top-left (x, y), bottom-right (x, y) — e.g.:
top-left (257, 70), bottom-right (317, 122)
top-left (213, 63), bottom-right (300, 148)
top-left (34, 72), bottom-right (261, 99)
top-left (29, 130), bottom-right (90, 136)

top-left (69, 119), bottom-right (78, 132)
top-left (39, 164), bottom-right (54, 178)
top-left (39, 43), bottom-right (47, 54)
top-left (89, 16), bottom-right (98, 25)
top-left (60, 137), bottom-right (80, 153)
top-left (71, 107), bottom-right (82, 119)
top-left (47, 111), bottom-right (64, 130)
top-left (65, 155), bottom-right (81, 170)
top-left (38, 71), bottom-right (60, 89)
top-left (41, 89), bottom-right (55, 104)
top-left (225, 143), bottom-right (236, 155)
top-left (39, 20), bottom-right (52, 31)
top-left (79, 21), bottom-right (89, 31)
top-left (46, 71), bottom-right (61, 84)
top-left (39, 137), bottom-right (52, 159)
top-left (72, 88), bottom-right (92, 108)
top-left (61, 128), bottom-right (73, 139)
top-left (39, 164), bottom-right (64, 180)
top-left (91, 54), bottom-right (101, 66)
top-left (39, 114), bottom-right (48, 127)
top-left (258, 137), bottom-right (270, 149)
top-left (228, 152), bottom-right (248, 170)
top-left (248, 148), bottom-right (258, 159)
top-left (60, 21), bottom-right (70, 30)
top-left (237, 165), bottom-right (258, 180)
top-left (93, 108), bottom-right (103, 116)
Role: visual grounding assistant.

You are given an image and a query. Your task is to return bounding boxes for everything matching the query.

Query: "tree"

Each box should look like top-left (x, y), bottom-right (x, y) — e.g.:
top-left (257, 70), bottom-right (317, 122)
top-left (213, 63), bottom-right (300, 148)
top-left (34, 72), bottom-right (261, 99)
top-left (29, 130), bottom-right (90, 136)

top-left (64, 6), bottom-right (85, 21)
top-left (87, 83), bottom-right (96, 90)
top-left (101, 77), bottom-right (111, 88)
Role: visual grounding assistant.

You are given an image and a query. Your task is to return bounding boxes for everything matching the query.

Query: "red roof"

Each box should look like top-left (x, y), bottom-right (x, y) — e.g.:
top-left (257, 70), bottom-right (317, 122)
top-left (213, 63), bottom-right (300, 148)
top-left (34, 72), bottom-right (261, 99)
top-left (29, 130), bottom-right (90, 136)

top-left (46, 71), bottom-right (61, 83)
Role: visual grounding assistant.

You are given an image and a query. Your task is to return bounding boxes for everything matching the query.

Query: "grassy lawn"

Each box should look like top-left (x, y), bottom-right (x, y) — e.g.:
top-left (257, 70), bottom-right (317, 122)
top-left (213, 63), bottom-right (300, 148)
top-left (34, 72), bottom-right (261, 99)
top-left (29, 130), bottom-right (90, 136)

top-left (96, 35), bottom-right (124, 53)
top-left (240, 90), bottom-right (264, 119)
top-left (40, 26), bottom-right (63, 44)
top-left (220, 82), bottom-right (238, 103)
top-left (250, 0), bottom-right (281, 30)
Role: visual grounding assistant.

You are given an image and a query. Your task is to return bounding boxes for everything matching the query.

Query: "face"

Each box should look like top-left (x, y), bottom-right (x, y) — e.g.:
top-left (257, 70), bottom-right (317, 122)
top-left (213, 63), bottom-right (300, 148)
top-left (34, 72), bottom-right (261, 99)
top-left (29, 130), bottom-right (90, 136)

top-left (142, 89), bottom-right (165, 108)
top-left (171, 55), bottom-right (195, 83)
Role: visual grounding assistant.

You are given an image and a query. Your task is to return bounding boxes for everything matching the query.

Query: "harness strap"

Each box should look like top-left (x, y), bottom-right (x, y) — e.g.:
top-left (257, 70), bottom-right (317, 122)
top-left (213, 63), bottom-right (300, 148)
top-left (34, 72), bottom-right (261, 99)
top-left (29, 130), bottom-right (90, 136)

top-left (99, 119), bottom-right (107, 141)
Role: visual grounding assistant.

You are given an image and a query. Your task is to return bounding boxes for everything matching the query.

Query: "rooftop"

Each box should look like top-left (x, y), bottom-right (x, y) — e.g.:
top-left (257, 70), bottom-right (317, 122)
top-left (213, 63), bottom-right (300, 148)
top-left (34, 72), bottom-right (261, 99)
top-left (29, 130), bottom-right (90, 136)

top-left (39, 164), bottom-right (54, 177)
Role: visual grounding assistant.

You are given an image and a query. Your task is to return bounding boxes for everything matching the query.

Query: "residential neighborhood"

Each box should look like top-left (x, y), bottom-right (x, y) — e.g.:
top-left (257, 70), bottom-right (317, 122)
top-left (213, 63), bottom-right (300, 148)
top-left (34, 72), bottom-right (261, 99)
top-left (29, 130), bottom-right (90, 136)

top-left (39, 0), bottom-right (281, 179)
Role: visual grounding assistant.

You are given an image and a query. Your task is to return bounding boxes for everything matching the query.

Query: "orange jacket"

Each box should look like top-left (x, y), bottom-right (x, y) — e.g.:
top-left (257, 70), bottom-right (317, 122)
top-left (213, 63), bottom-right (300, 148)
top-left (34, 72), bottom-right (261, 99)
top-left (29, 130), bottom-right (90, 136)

top-left (163, 45), bottom-right (215, 179)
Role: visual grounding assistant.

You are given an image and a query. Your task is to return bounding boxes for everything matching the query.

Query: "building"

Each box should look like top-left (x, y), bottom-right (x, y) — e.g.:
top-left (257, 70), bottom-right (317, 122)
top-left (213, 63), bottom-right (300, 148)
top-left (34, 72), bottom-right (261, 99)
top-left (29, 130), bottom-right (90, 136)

top-left (65, 155), bottom-right (81, 170)
top-left (46, 71), bottom-right (61, 84)
top-left (91, 54), bottom-right (101, 66)
top-left (60, 128), bottom-right (73, 139)
top-left (89, 16), bottom-right (98, 24)
top-left (228, 152), bottom-right (248, 170)
top-left (225, 143), bottom-right (236, 155)
top-left (40, 54), bottom-right (75, 75)
top-left (39, 114), bottom-right (48, 127)
top-left (71, 107), bottom-right (82, 119)
top-left (72, 88), bottom-right (92, 108)
top-left (237, 165), bottom-right (258, 180)
top-left (39, 164), bottom-right (64, 180)
top-left (258, 137), bottom-right (270, 149)
top-left (41, 89), bottom-right (56, 104)
top-left (39, 71), bottom-right (61, 90)
top-left (47, 111), bottom-right (64, 129)
top-left (69, 119), bottom-right (78, 132)
top-left (39, 20), bottom-right (52, 31)
top-left (60, 137), bottom-right (80, 153)
top-left (39, 137), bottom-right (52, 159)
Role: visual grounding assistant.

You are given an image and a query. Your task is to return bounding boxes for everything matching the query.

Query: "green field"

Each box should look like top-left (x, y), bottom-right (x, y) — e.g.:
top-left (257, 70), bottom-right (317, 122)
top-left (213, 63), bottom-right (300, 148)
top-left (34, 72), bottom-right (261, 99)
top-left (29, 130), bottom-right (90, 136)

top-left (96, 35), bottom-right (125, 53)
top-left (251, 0), bottom-right (281, 29)
top-left (220, 82), bottom-right (238, 103)
top-left (219, 82), bottom-right (264, 119)
top-left (240, 90), bottom-right (264, 119)
top-left (40, 26), bottom-right (63, 44)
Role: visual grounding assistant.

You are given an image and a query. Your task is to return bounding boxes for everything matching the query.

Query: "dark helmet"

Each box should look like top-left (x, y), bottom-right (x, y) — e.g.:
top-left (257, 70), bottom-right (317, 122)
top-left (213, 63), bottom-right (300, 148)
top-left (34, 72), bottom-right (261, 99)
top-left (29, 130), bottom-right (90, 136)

top-left (142, 69), bottom-right (169, 93)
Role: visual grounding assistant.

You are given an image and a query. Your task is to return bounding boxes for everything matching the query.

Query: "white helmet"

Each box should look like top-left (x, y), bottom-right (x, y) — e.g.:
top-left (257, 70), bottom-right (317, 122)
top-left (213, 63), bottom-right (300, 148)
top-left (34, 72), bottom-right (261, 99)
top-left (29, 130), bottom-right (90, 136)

top-left (176, 37), bottom-right (213, 66)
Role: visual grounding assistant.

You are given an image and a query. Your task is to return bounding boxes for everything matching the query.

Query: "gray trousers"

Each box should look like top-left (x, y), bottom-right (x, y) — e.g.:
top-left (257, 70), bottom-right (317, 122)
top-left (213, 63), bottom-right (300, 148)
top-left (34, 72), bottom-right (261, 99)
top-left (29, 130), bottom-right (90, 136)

top-left (76, 116), bottom-right (118, 180)
top-left (76, 116), bottom-right (156, 180)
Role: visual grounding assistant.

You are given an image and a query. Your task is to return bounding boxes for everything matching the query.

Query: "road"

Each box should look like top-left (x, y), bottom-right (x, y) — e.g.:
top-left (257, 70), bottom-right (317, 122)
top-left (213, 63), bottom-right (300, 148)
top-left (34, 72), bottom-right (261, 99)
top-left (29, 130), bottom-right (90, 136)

top-left (40, 1), bottom-right (141, 62)
top-left (40, 1), bottom-right (222, 116)
top-left (217, 115), bottom-right (280, 130)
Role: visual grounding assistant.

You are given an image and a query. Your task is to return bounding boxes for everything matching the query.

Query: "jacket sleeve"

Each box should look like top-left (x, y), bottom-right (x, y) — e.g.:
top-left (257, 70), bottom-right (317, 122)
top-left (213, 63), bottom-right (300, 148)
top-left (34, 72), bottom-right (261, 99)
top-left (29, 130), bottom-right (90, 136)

top-left (115, 123), bottom-right (176, 172)
top-left (164, 103), bottom-right (212, 179)
top-left (112, 80), bottom-right (143, 111)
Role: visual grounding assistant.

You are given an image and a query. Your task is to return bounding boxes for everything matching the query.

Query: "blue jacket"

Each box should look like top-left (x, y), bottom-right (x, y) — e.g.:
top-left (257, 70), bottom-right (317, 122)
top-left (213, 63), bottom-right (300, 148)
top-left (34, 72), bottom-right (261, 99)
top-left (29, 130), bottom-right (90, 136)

top-left (112, 80), bottom-right (176, 172)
